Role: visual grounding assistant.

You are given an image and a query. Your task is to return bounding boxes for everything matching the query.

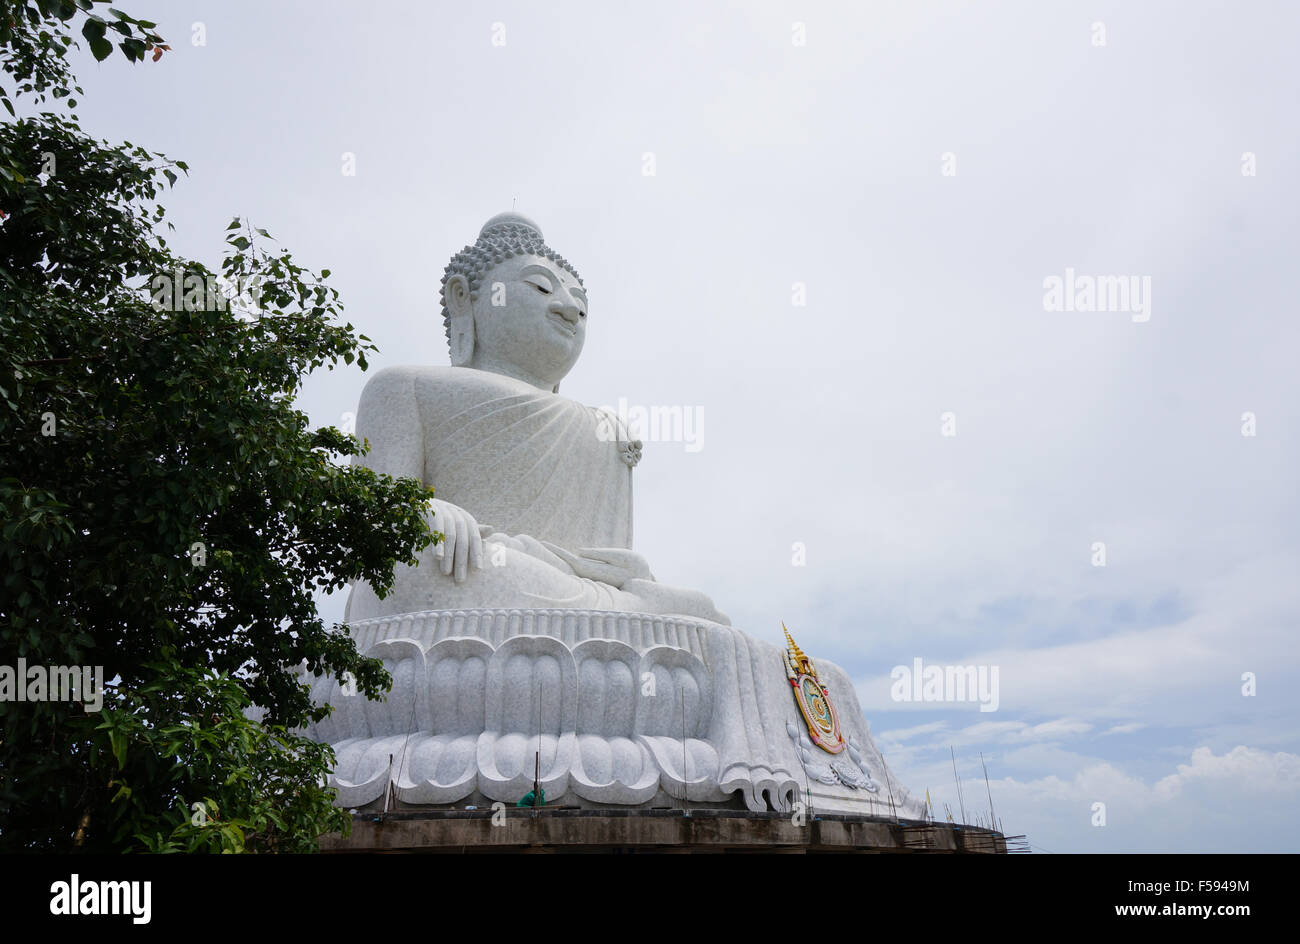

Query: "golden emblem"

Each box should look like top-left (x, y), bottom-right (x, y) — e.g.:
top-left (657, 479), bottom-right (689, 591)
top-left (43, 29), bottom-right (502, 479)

top-left (782, 623), bottom-right (846, 754)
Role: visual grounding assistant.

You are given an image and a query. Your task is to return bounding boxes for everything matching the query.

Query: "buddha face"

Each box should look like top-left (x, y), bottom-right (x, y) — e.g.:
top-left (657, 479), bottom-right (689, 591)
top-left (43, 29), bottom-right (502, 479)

top-left (448, 254), bottom-right (587, 390)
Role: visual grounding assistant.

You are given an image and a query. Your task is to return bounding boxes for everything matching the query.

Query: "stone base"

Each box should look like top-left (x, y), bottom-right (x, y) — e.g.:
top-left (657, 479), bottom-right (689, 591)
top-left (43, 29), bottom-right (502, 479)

top-left (321, 809), bottom-right (1007, 854)
top-left (297, 607), bottom-right (926, 819)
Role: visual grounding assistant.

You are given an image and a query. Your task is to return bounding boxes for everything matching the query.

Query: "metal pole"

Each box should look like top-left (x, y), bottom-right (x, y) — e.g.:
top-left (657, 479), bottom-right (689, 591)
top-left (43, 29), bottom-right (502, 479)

top-left (951, 746), bottom-right (967, 825)
top-left (981, 751), bottom-right (997, 831)
top-left (681, 688), bottom-right (688, 810)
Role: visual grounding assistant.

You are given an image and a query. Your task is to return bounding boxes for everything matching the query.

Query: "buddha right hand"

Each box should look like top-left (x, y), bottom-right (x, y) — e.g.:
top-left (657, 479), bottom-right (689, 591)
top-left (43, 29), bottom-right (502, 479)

top-left (427, 499), bottom-right (484, 583)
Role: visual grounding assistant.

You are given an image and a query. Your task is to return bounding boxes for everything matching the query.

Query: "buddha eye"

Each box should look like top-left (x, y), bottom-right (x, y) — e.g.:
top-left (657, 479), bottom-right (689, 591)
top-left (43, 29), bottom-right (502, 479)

top-left (529, 281), bottom-right (552, 295)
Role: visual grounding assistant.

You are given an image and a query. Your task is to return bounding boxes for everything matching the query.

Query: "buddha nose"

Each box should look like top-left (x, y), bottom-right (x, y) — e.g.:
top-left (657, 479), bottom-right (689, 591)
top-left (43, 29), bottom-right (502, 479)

top-left (550, 299), bottom-right (581, 324)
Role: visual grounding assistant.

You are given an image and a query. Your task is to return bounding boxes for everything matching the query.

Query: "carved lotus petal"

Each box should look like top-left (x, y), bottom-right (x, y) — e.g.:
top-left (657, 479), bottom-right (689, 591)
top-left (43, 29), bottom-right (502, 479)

top-left (476, 635), bottom-right (576, 802)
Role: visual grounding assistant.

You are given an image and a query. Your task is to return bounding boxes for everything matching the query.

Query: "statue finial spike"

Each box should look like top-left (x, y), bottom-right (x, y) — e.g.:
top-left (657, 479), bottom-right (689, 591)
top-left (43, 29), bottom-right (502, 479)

top-left (782, 622), bottom-right (806, 661)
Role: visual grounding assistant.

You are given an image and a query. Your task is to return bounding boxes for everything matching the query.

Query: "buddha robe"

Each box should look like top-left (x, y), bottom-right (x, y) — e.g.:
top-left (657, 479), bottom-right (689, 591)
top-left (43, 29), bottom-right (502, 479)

top-left (344, 366), bottom-right (729, 625)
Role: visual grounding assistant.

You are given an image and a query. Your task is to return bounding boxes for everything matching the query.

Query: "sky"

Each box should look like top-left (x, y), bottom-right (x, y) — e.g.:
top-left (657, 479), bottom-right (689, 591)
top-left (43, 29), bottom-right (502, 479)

top-left (52, 0), bottom-right (1300, 852)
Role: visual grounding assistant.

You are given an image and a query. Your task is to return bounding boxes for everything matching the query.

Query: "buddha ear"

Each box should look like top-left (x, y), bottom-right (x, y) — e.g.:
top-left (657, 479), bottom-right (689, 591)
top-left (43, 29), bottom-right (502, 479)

top-left (444, 274), bottom-right (474, 367)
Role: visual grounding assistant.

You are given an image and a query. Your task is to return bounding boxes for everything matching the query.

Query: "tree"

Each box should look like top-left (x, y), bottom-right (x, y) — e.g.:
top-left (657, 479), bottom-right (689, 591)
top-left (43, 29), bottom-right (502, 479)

top-left (0, 1), bottom-right (436, 851)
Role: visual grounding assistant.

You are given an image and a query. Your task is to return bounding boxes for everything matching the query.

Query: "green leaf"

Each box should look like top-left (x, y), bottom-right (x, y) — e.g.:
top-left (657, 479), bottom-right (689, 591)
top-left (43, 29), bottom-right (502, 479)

top-left (88, 35), bottom-right (113, 61)
top-left (109, 729), bottom-right (127, 769)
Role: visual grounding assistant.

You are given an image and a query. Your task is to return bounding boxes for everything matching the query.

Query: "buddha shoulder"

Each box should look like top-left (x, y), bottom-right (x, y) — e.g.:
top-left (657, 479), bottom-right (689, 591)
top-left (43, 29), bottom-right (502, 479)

top-left (357, 365), bottom-right (554, 416)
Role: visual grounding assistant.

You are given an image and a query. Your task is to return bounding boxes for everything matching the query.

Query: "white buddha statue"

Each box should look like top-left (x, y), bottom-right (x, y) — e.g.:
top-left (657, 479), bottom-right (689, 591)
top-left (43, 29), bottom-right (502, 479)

top-left (312, 211), bottom-right (924, 820)
top-left (344, 211), bottom-right (728, 625)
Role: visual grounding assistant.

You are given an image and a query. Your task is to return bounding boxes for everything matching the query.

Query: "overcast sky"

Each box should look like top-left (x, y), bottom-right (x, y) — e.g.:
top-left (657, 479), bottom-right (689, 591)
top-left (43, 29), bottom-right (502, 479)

top-left (58, 0), bottom-right (1300, 852)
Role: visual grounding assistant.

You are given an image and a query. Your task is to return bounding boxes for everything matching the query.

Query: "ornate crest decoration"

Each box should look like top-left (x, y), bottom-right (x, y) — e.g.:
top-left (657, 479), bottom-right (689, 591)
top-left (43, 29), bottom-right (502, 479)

top-left (782, 623), bottom-right (846, 755)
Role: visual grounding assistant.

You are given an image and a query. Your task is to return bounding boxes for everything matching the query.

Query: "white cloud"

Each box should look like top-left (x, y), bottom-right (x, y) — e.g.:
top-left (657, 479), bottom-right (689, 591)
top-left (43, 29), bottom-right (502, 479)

top-left (904, 746), bottom-right (1300, 852)
top-left (1101, 722), bottom-right (1145, 736)
top-left (1154, 746), bottom-right (1300, 799)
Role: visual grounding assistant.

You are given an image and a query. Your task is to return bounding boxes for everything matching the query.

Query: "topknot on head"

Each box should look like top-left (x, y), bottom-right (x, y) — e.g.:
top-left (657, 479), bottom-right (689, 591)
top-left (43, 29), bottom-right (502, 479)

top-left (478, 211), bottom-right (544, 241)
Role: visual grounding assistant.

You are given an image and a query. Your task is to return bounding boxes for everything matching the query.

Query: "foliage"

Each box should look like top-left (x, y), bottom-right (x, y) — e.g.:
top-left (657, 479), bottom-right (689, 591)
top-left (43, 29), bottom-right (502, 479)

top-left (100, 661), bottom-right (353, 854)
top-left (0, 0), bottom-right (166, 120)
top-left (0, 1), bottom-right (435, 851)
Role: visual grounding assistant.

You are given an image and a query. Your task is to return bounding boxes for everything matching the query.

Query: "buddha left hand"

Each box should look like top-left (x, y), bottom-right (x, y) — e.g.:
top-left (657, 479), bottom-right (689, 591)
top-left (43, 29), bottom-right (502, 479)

top-left (541, 545), bottom-right (655, 588)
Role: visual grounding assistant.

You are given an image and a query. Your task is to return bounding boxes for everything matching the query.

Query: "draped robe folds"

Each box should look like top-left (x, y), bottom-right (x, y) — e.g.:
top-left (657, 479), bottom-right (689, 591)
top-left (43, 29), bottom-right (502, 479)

top-left (428, 381), bottom-right (633, 552)
top-left (343, 368), bottom-right (728, 624)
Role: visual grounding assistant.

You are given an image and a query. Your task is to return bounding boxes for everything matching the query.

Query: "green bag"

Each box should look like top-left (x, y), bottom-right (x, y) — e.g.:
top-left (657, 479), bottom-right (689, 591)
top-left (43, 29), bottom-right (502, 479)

top-left (516, 788), bottom-right (545, 808)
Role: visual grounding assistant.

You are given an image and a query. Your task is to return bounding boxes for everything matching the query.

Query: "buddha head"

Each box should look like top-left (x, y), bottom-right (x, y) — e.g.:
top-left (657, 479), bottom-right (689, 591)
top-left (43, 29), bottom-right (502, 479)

top-left (441, 212), bottom-right (587, 392)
